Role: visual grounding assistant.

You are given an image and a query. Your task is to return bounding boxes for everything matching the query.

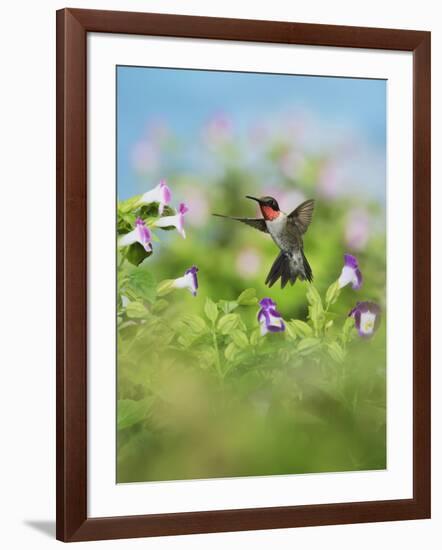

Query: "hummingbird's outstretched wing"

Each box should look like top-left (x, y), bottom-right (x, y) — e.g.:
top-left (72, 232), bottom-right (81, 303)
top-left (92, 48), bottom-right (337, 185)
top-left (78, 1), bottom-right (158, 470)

top-left (213, 214), bottom-right (268, 233)
top-left (288, 199), bottom-right (315, 234)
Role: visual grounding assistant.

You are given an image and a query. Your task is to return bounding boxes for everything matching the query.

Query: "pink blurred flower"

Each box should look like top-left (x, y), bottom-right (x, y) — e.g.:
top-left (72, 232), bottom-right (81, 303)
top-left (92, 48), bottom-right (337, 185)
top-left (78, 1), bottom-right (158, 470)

top-left (148, 119), bottom-right (169, 144)
top-left (181, 185), bottom-right (209, 227)
top-left (279, 149), bottom-right (305, 180)
top-left (203, 112), bottom-right (232, 146)
top-left (345, 208), bottom-right (371, 251)
top-left (236, 247), bottom-right (262, 278)
top-left (248, 123), bottom-right (269, 148)
top-left (317, 160), bottom-right (342, 200)
top-left (279, 111), bottom-right (307, 142)
top-left (131, 141), bottom-right (159, 174)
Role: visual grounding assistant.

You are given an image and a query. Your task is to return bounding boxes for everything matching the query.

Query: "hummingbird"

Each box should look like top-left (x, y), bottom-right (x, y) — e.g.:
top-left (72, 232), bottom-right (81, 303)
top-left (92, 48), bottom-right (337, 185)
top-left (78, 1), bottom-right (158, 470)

top-left (214, 195), bottom-right (314, 288)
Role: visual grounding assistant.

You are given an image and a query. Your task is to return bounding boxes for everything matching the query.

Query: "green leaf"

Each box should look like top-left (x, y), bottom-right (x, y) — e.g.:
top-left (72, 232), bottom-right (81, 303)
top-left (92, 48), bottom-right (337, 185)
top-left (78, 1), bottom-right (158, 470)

top-left (297, 337), bottom-right (321, 355)
top-left (327, 341), bottom-right (346, 363)
top-left (341, 316), bottom-right (357, 343)
top-left (180, 314), bottom-right (207, 334)
top-left (285, 323), bottom-right (298, 341)
top-left (250, 328), bottom-right (261, 346)
top-left (204, 298), bottom-right (219, 323)
top-left (289, 320), bottom-right (313, 338)
top-left (118, 195), bottom-right (142, 214)
top-left (325, 280), bottom-right (341, 307)
top-left (237, 288), bottom-right (258, 306)
top-left (157, 279), bottom-right (174, 297)
top-left (306, 284), bottom-right (322, 308)
top-left (117, 398), bottom-right (152, 430)
top-left (230, 331), bottom-right (249, 349)
top-left (151, 299), bottom-right (168, 313)
top-left (224, 342), bottom-right (238, 362)
top-left (126, 242), bottom-right (152, 266)
top-left (177, 334), bottom-right (193, 349)
top-left (139, 203), bottom-right (175, 219)
top-left (127, 267), bottom-right (156, 303)
top-left (117, 212), bottom-right (135, 234)
top-left (218, 300), bottom-right (238, 314)
top-left (309, 302), bottom-right (325, 333)
top-left (125, 301), bottom-right (148, 319)
top-left (217, 313), bottom-right (240, 335)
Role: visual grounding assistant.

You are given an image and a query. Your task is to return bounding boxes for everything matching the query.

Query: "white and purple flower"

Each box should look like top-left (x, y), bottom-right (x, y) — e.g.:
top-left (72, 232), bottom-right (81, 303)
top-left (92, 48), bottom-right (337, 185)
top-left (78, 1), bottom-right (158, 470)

top-left (349, 301), bottom-right (381, 338)
top-left (172, 265), bottom-right (199, 296)
top-left (338, 254), bottom-right (363, 290)
top-left (257, 297), bottom-right (285, 335)
top-left (155, 202), bottom-right (189, 238)
top-left (118, 217), bottom-right (152, 252)
top-left (138, 179), bottom-right (172, 215)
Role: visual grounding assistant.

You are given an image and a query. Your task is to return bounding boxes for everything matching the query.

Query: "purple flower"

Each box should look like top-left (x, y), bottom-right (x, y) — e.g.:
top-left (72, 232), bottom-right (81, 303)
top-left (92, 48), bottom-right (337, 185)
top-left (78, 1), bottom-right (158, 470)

top-left (349, 301), bottom-right (381, 338)
top-left (172, 265), bottom-right (199, 296)
top-left (155, 202), bottom-right (189, 238)
top-left (118, 217), bottom-right (152, 251)
top-left (257, 297), bottom-right (285, 335)
top-left (138, 179), bottom-right (172, 215)
top-left (338, 254), bottom-right (363, 290)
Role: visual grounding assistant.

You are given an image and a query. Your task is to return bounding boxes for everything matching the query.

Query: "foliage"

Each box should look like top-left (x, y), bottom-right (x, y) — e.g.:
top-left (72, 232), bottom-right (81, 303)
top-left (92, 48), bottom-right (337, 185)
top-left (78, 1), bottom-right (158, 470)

top-left (116, 177), bottom-right (386, 482)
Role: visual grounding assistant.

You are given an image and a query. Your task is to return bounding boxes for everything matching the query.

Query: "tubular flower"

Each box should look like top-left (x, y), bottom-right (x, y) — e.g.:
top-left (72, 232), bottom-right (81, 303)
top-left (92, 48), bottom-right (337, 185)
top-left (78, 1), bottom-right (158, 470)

top-left (138, 179), bottom-right (171, 215)
top-left (155, 202), bottom-right (189, 238)
top-left (118, 217), bottom-right (152, 251)
top-left (349, 301), bottom-right (381, 338)
top-left (172, 266), bottom-right (199, 296)
top-left (257, 297), bottom-right (285, 335)
top-left (338, 254), bottom-right (363, 290)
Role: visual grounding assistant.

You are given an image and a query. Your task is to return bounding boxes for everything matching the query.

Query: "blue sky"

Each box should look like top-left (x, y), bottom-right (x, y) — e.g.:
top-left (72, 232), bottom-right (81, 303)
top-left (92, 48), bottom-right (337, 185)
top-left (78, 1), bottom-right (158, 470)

top-left (117, 66), bottom-right (386, 200)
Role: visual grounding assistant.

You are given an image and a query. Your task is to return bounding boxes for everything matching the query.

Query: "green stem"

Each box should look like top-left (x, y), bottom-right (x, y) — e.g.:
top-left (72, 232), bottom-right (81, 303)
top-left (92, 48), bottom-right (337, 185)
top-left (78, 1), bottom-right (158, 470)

top-left (118, 248), bottom-right (128, 270)
top-left (211, 326), bottom-right (223, 379)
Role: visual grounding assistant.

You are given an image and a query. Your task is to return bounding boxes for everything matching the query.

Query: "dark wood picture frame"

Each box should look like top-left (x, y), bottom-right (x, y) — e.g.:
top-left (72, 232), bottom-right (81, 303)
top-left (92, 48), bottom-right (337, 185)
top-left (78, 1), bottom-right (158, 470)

top-left (56, 8), bottom-right (431, 542)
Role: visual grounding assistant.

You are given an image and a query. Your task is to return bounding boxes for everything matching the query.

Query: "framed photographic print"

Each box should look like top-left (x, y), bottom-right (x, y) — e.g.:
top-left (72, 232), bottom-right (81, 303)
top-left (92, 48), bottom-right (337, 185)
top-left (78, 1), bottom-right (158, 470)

top-left (56, 8), bottom-right (431, 542)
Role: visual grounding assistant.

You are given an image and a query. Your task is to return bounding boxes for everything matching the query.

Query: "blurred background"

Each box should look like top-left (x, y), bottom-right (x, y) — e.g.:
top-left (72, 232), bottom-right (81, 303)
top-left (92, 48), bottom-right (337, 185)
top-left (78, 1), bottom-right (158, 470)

top-left (117, 66), bottom-right (387, 483)
top-left (117, 66), bottom-right (386, 317)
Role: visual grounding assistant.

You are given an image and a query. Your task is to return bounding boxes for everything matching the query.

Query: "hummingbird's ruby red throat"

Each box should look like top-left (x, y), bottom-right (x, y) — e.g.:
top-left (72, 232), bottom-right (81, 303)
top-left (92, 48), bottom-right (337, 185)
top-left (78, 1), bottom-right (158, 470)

top-left (246, 195), bottom-right (280, 221)
top-left (260, 206), bottom-right (280, 221)
top-left (213, 194), bottom-right (315, 288)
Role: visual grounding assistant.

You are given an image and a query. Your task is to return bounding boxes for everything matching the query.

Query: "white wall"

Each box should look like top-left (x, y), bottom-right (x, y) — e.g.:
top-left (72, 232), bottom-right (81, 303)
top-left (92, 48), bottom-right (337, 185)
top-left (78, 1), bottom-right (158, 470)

top-left (0, 1), bottom-right (439, 548)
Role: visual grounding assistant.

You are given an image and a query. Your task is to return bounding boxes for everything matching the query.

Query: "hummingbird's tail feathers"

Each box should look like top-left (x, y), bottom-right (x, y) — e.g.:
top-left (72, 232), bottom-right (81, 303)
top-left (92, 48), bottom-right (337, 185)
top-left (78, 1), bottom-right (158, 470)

top-left (265, 252), bottom-right (297, 289)
top-left (301, 249), bottom-right (313, 283)
top-left (265, 250), bottom-right (313, 288)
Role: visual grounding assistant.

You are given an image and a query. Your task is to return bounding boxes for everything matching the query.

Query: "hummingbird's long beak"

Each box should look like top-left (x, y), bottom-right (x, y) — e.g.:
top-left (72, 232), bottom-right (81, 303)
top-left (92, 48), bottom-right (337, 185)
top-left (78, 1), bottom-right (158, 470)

top-left (245, 195), bottom-right (261, 203)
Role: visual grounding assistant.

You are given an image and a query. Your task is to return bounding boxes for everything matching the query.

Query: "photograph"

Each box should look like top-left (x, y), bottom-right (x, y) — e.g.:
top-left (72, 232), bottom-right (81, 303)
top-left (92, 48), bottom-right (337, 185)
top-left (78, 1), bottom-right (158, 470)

top-left (0, 0), bottom-right (435, 546)
top-left (116, 66), bottom-right (387, 483)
